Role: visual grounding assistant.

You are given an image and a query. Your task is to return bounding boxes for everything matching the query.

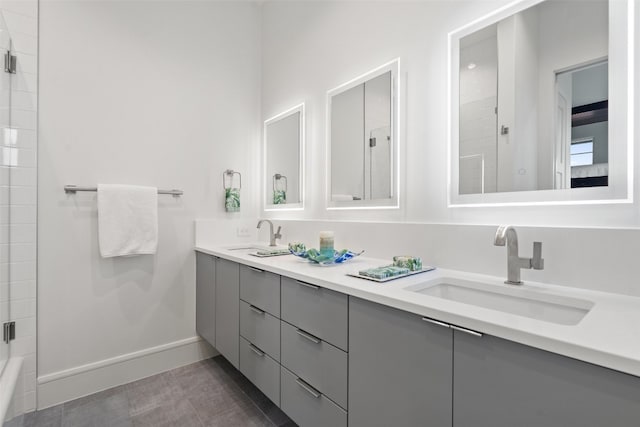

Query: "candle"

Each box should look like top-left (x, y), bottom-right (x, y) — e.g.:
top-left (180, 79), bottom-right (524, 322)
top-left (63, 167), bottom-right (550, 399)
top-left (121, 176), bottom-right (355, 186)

top-left (319, 231), bottom-right (334, 256)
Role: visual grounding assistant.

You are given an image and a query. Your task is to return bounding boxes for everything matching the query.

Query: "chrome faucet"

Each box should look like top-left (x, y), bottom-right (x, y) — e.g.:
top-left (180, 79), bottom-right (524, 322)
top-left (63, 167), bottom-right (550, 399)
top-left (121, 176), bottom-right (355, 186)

top-left (493, 225), bottom-right (544, 285)
top-left (257, 220), bottom-right (282, 247)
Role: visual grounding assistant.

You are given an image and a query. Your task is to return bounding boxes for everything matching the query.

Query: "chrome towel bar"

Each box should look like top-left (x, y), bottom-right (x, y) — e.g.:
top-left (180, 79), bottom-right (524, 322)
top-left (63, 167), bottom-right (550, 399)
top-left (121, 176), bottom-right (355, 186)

top-left (64, 185), bottom-right (183, 197)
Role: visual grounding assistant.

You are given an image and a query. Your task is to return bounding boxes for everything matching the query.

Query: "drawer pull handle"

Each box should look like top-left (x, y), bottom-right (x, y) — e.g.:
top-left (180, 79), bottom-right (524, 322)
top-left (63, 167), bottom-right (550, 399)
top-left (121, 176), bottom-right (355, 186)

top-left (450, 325), bottom-right (483, 337)
top-left (296, 328), bottom-right (321, 344)
top-left (249, 305), bottom-right (265, 315)
top-left (249, 266), bottom-right (264, 273)
top-left (249, 343), bottom-right (266, 357)
top-left (422, 317), bottom-right (450, 329)
top-left (295, 377), bottom-right (321, 398)
top-left (296, 280), bottom-right (320, 290)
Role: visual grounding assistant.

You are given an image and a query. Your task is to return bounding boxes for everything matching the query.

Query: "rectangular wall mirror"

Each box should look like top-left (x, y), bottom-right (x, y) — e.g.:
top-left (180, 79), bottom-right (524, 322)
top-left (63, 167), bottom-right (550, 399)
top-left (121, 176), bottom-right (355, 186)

top-left (264, 103), bottom-right (304, 211)
top-left (327, 59), bottom-right (399, 209)
top-left (449, 0), bottom-right (633, 206)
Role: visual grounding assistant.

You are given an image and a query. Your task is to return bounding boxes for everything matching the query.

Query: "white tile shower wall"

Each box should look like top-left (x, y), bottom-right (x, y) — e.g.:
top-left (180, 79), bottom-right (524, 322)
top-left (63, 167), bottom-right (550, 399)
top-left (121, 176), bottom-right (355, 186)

top-left (0, 0), bottom-right (38, 416)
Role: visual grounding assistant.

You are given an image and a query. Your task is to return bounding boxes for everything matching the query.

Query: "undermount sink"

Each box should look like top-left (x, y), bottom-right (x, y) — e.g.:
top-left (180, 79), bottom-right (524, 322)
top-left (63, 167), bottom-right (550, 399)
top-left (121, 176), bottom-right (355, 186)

top-left (405, 277), bottom-right (594, 325)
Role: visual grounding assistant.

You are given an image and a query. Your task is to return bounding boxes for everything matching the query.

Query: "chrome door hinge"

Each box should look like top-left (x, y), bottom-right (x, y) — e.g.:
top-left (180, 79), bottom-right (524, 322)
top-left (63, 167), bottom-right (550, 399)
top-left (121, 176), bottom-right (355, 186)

top-left (4, 51), bottom-right (16, 74)
top-left (3, 321), bottom-right (15, 343)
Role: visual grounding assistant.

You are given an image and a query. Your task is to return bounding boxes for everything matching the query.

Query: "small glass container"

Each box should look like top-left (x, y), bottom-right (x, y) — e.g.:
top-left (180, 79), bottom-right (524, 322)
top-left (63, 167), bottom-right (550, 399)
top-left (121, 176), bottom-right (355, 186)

top-left (319, 231), bottom-right (335, 257)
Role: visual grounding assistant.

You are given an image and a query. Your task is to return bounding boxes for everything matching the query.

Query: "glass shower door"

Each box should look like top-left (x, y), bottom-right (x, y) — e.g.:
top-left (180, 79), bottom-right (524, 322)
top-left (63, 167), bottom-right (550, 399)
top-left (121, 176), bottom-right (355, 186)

top-left (0, 11), bottom-right (13, 377)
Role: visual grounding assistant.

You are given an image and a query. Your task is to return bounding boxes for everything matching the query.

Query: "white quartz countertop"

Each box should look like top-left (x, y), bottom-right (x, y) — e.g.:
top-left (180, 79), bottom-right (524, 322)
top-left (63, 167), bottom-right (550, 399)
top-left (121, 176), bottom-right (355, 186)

top-left (196, 244), bottom-right (640, 378)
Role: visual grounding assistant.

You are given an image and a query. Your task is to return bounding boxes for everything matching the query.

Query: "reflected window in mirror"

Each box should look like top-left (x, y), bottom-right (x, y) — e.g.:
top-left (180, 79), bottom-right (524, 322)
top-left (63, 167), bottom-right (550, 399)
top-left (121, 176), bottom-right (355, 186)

top-left (450, 0), bottom-right (632, 206)
top-left (328, 59), bottom-right (399, 209)
top-left (264, 104), bottom-right (304, 211)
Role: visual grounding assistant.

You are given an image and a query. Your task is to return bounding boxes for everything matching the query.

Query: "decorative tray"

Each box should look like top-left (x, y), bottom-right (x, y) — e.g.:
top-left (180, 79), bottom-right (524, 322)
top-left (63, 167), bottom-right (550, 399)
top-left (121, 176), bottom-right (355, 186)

top-left (347, 266), bottom-right (436, 283)
top-left (289, 243), bottom-right (363, 266)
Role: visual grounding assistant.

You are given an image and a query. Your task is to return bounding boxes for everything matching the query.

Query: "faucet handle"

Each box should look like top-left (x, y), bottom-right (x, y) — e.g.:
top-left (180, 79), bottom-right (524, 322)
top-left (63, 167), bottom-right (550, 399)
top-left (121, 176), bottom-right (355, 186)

top-left (532, 241), bottom-right (544, 270)
top-left (274, 226), bottom-right (282, 240)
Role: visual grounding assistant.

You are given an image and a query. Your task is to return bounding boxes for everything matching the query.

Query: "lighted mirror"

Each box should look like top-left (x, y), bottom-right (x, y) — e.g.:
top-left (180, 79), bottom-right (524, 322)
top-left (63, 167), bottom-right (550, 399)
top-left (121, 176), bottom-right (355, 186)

top-left (264, 104), bottom-right (304, 210)
top-left (328, 59), bottom-right (399, 209)
top-left (450, 0), bottom-right (633, 205)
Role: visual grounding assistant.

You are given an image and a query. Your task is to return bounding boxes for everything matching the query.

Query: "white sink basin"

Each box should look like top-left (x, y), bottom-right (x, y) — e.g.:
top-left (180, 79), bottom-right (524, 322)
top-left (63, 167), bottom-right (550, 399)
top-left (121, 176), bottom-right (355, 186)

top-left (405, 277), bottom-right (594, 325)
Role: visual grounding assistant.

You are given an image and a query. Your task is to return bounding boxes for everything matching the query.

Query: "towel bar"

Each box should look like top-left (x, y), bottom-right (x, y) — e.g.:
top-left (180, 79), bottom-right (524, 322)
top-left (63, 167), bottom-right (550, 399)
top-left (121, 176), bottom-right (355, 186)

top-left (64, 185), bottom-right (183, 196)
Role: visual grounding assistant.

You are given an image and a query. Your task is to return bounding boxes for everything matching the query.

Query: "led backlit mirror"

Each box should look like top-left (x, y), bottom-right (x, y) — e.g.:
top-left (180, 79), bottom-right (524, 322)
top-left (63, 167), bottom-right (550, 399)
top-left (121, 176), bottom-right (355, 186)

top-left (450, 0), bottom-right (633, 205)
top-left (264, 104), bottom-right (304, 210)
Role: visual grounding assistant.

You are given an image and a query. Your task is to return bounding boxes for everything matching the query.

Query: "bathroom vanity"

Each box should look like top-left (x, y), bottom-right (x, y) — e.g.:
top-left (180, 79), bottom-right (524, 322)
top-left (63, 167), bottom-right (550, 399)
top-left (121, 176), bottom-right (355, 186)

top-left (195, 246), bottom-right (640, 427)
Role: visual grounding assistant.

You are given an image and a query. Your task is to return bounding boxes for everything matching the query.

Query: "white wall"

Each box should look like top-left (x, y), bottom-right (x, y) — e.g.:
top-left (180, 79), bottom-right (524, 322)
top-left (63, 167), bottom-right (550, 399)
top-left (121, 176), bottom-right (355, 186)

top-left (38, 0), bottom-right (261, 407)
top-left (260, 0), bottom-right (639, 227)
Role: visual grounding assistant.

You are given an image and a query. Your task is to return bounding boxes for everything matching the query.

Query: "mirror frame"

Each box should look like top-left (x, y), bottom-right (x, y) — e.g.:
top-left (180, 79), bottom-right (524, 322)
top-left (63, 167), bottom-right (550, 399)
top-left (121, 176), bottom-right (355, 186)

top-left (326, 58), bottom-right (400, 210)
top-left (263, 103), bottom-right (305, 211)
top-left (448, 0), bottom-right (634, 207)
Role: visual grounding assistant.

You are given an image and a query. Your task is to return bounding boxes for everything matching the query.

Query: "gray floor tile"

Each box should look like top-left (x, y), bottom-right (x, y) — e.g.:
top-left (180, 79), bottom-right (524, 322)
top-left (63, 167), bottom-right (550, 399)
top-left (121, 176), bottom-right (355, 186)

top-left (186, 382), bottom-right (252, 423)
top-left (62, 387), bottom-right (131, 427)
top-left (63, 386), bottom-right (127, 413)
top-left (23, 405), bottom-right (62, 427)
top-left (130, 399), bottom-right (202, 427)
top-left (125, 373), bottom-right (176, 417)
top-left (167, 361), bottom-right (225, 398)
top-left (195, 399), bottom-right (273, 427)
top-left (23, 357), bottom-right (294, 427)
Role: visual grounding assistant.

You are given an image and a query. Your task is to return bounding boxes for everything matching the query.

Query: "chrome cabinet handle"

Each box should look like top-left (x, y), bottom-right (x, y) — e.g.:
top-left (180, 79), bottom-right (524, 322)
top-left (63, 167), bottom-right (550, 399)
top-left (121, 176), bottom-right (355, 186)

top-left (295, 377), bottom-right (321, 398)
top-left (451, 325), bottom-right (483, 337)
top-left (249, 266), bottom-right (264, 273)
top-left (422, 317), bottom-right (450, 329)
top-left (296, 328), bottom-right (321, 344)
top-left (249, 343), bottom-right (265, 357)
top-left (296, 280), bottom-right (320, 290)
top-left (249, 305), bottom-right (265, 315)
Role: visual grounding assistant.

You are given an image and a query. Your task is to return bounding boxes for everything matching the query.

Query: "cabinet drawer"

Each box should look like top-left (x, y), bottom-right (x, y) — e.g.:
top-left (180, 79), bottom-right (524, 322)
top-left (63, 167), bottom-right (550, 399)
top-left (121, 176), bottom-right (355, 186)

top-left (240, 265), bottom-right (281, 317)
top-left (239, 337), bottom-right (280, 407)
top-left (240, 300), bottom-right (280, 361)
top-left (281, 366), bottom-right (347, 427)
top-left (281, 321), bottom-right (347, 409)
top-left (281, 276), bottom-right (348, 351)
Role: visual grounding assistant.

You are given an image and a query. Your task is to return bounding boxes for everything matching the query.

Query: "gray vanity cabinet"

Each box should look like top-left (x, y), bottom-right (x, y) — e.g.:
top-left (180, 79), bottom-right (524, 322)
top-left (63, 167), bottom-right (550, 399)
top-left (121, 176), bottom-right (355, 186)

top-left (195, 252), bottom-right (216, 347)
top-left (453, 330), bottom-right (640, 427)
top-left (215, 258), bottom-right (240, 368)
top-left (348, 297), bottom-right (453, 427)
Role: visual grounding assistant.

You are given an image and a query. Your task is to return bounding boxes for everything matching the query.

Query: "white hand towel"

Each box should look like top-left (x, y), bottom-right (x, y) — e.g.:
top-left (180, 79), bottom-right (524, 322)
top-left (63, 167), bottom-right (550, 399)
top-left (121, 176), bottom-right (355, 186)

top-left (97, 184), bottom-right (158, 258)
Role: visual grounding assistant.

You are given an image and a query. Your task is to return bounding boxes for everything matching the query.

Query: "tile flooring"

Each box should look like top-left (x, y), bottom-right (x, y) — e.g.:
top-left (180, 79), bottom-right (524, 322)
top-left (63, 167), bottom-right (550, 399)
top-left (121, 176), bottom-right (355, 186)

top-left (7, 356), bottom-right (295, 427)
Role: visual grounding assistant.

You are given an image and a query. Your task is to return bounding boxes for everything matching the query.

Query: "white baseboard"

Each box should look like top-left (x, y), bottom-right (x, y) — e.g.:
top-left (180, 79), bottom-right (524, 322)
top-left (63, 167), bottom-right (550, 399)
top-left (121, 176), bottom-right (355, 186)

top-left (37, 336), bottom-right (217, 409)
